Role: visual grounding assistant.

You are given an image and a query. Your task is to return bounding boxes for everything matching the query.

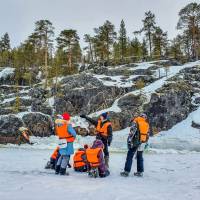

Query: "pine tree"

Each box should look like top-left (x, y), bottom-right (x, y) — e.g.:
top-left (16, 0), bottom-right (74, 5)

top-left (153, 27), bottom-right (168, 59)
top-left (168, 35), bottom-right (184, 60)
top-left (0, 33), bottom-right (11, 66)
top-left (141, 39), bottom-right (148, 61)
top-left (130, 37), bottom-right (142, 62)
top-left (119, 19), bottom-right (127, 61)
top-left (94, 20), bottom-right (117, 63)
top-left (56, 29), bottom-right (80, 74)
top-left (84, 34), bottom-right (94, 64)
top-left (135, 11), bottom-right (156, 58)
top-left (0, 33), bottom-right (11, 51)
top-left (177, 2), bottom-right (200, 60)
top-left (33, 20), bottom-right (54, 88)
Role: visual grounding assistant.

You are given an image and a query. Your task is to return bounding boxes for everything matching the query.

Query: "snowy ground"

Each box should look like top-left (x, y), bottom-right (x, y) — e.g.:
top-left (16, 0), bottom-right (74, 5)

top-left (0, 148), bottom-right (199, 200)
top-left (1, 106), bottom-right (200, 200)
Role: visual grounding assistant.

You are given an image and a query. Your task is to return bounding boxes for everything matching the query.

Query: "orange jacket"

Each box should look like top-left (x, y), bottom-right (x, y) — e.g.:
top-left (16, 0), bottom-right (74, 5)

top-left (133, 116), bottom-right (150, 143)
top-left (51, 146), bottom-right (60, 160)
top-left (73, 149), bottom-right (87, 168)
top-left (86, 148), bottom-right (102, 167)
top-left (55, 119), bottom-right (75, 142)
top-left (96, 120), bottom-right (112, 137)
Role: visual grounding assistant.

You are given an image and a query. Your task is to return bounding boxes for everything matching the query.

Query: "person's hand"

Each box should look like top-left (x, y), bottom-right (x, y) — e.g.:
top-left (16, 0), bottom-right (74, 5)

top-left (80, 114), bottom-right (86, 119)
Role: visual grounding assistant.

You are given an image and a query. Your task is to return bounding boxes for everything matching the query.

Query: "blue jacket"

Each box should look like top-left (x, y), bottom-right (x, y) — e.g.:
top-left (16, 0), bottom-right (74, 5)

top-left (59, 124), bottom-right (76, 156)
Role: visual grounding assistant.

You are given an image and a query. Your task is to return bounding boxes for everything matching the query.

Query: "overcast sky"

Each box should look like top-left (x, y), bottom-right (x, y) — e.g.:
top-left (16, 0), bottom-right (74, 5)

top-left (0, 0), bottom-right (199, 48)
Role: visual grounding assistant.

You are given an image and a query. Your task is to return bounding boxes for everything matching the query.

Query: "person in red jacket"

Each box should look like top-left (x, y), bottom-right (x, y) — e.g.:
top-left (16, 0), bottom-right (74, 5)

top-left (55, 112), bottom-right (76, 175)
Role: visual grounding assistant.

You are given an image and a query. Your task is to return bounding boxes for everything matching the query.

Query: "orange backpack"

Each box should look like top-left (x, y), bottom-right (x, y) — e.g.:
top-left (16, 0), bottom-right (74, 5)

top-left (133, 117), bottom-right (150, 143)
top-left (86, 148), bottom-right (102, 167)
top-left (73, 149), bottom-right (86, 168)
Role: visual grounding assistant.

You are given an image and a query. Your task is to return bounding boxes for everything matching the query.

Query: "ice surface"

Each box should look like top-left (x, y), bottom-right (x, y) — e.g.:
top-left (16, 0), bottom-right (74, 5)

top-left (0, 148), bottom-right (199, 200)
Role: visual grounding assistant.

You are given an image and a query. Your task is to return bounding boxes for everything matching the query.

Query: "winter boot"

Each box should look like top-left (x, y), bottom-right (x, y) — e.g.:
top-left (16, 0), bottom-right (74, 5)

top-left (55, 165), bottom-right (60, 174)
top-left (60, 168), bottom-right (69, 176)
top-left (67, 163), bottom-right (72, 168)
top-left (45, 161), bottom-right (52, 169)
top-left (105, 156), bottom-right (109, 168)
top-left (120, 171), bottom-right (129, 177)
top-left (134, 172), bottom-right (143, 177)
top-left (88, 168), bottom-right (99, 178)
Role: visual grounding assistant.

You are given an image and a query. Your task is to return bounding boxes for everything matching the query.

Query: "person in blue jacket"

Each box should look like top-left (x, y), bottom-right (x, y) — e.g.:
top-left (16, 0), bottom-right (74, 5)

top-left (55, 112), bottom-right (76, 175)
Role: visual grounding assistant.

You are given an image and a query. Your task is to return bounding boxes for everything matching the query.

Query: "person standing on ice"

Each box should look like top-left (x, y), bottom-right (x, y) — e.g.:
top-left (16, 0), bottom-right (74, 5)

top-left (80, 112), bottom-right (112, 168)
top-left (120, 113), bottom-right (150, 177)
top-left (54, 112), bottom-right (76, 175)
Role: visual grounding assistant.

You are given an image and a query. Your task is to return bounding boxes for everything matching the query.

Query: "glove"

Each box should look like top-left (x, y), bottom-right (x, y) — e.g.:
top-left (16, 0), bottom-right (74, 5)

top-left (80, 114), bottom-right (86, 119)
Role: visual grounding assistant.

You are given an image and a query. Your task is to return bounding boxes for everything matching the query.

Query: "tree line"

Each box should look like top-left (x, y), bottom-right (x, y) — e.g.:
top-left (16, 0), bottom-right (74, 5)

top-left (0, 2), bottom-right (200, 87)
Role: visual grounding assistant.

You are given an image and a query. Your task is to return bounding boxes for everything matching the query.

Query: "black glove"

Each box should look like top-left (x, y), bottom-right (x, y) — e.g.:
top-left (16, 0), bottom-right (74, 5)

top-left (108, 141), bottom-right (111, 146)
top-left (80, 114), bottom-right (86, 119)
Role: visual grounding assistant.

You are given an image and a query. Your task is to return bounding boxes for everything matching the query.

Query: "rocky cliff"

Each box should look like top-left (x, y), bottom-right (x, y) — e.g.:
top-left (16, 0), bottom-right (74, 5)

top-left (1, 60), bottom-right (200, 143)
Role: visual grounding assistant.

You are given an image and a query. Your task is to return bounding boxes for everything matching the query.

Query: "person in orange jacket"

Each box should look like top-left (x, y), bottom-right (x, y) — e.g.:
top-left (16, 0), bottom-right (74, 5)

top-left (121, 113), bottom-right (150, 177)
top-left (73, 144), bottom-right (89, 172)
top-left (45, 146), bottom-right (60, 169)
top-left (55, 112), bottom-right (76, 175)
top-left (86, 139), bottom-right (110, 178)
top-left (80, 112), bottom-right (112, 168)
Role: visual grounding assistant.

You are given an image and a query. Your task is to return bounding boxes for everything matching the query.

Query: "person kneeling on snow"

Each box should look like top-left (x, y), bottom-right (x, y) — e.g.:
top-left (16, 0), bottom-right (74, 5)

top-left (45, 146), bottom-right (60, 169)
top-left (86, 139), bottom-right (110, 178)
top-left (55, 112), bottom-right (76, 175)
top-left (80, 112), bottom-right (112, 168)
top-left (73, 144), bottom-right (89, 172)
top-left (120, 113), bottom-right (150, 177)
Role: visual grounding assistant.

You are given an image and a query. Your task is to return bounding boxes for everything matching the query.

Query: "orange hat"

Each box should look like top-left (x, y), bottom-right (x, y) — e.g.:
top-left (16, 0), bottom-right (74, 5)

top-left (62, 112), bottom-right (70, 121)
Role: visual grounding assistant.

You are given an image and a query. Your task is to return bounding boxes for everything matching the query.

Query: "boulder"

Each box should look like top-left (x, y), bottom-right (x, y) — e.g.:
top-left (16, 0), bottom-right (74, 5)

top-left (0, 115), bottom-right (24, 137)
top-left (30, 88), bottom-right (52, 115)
top-left (67, 86), bottom-right (125, 114)
top-left (191, 112), bottom-right (200, 129)
top-left (54, 97), bottom-right (74, 114)
top-left (22, 113), bottom-right (53, 137)
top-left (144, 82), bottom-right (194, 131)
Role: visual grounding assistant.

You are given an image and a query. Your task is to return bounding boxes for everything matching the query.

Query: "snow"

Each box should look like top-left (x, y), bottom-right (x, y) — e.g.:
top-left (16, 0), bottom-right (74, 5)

top-left (94, 74), bottom-right (139, 88)
top-left (92, 60), bottom-right (200, 116)
top-left (0, 148), bottom-right (199, 200)
top-left (1, 97), bottom-right (16, 104)
top-left (129, 61), bottom-right (154, 71)
top-left (0, 67), bottom-right (15, 79)
top-left (192, 112), bottom-right (200, 125)
top-left (71, 116), bottom-right (89, 129)
top-left (47, 97), bottom-right (55, 108)
top-left (1, 96), bottom-right (31, 104)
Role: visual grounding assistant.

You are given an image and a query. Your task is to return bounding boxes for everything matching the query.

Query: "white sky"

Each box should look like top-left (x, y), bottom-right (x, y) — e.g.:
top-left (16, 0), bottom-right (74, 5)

top-left (0, 0), bottom-right (199, 48)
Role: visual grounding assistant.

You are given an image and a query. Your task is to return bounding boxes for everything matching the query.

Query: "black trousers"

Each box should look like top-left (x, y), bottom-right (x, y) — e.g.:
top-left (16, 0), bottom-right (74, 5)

top-left (124, 147), bottom-right (144, 173)
top-left (97, 135), bottom-right (109, 157)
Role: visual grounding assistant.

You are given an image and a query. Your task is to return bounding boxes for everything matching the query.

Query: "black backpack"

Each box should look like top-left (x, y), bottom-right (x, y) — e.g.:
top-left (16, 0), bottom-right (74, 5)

top-left (127, 122), bottom-right (141, 149)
